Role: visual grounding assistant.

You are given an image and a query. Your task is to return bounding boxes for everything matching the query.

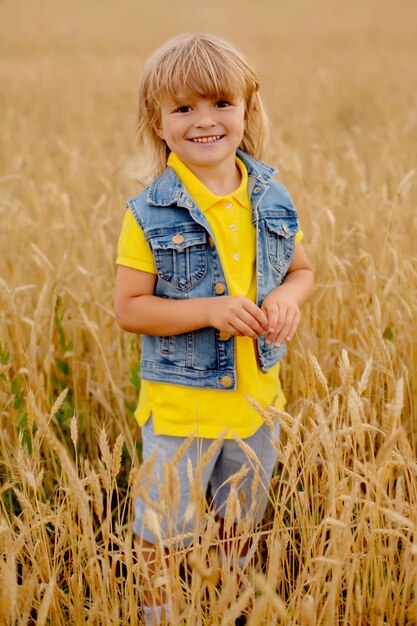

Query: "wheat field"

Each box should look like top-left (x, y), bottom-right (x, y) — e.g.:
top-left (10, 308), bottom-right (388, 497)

top-left (1, 0), bottom-right (417, 624)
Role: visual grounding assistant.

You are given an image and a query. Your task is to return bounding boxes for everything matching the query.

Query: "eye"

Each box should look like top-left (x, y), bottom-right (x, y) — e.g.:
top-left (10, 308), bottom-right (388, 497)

top-left (175, 105), bottom-right (192, 113)
top-left (214, 100), bottom-right (231, 108)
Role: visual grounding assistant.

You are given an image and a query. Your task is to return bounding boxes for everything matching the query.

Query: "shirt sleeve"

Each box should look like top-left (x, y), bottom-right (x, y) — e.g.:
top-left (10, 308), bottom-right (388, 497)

top-left (116, 209), bottom-right (157, 274)
top-left (295, 218), bottom-right (303, 244)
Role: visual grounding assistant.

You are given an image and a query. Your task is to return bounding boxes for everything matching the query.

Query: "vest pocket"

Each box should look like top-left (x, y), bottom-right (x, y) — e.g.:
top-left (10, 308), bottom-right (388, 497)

top-left (159, 335), bottom-right (173, 355)
top-left (151, 230), bottom-right (208, 291)
top-left (265, 217), bottom-right (298, 272)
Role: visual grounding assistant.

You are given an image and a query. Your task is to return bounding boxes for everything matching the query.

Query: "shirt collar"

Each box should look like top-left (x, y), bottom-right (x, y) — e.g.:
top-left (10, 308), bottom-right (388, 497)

top-left (167, 152), bottom-right (251, 212)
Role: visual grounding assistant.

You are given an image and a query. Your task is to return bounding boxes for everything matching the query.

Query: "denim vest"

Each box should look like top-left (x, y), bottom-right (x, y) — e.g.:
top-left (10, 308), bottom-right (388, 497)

top-left (127, 150), bottom-right (299, 391)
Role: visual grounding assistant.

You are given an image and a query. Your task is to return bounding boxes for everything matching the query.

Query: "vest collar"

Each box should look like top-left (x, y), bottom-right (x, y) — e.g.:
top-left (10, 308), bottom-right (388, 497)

top-left (146, 150), bottom-right (277, 208)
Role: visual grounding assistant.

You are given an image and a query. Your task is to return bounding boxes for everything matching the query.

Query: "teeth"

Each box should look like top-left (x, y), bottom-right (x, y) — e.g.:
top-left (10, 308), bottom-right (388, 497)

top-left (191, 135), bottom-right (221, 143)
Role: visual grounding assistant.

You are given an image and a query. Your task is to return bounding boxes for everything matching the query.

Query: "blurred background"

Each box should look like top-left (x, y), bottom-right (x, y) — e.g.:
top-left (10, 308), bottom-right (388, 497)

top-left (1, 2), bottom-right (417, 623)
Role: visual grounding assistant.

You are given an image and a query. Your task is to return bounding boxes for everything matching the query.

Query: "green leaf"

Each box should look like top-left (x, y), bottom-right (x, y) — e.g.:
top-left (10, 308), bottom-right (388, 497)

top-left (124, 400), bottom-right (137, 416)
top-left (17, 410), bottom-right (28, 429)
top-left (65, 339), bottom-right (74, 352)
top-left (383, 325), bottom-right (395, 341)
top-left (11, 377), bottom-right (21, 396)
top-left (56, 358), bottom-right (71, 376)
top-left (129, 363), bottom-right (141, 391)
top-left (0, 343), bottom-right (9, 365)
top-left (11, 377), bottom-right (24, 409)
top-left (14, 395), bottom-right (23, 410)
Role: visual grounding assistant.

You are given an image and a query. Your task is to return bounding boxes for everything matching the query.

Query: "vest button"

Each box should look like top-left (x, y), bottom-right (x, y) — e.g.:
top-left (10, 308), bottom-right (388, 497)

top-left (208, 236), bottom-right (215, 248)
top-left (281, 221), bottom-right (289, 234)
top-left (172, 233), bottom-right (184, 244)
top-left (219, 331), bottom-right (231, 341)
top-left (214, 282), bottom-right (226, 295)
top-left (219, 375), bottom-right (233, 387)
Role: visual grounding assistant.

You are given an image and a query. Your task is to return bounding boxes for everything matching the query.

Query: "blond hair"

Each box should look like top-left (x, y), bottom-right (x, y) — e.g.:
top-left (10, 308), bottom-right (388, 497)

top-left (136, 34), bottom-right (270, 183)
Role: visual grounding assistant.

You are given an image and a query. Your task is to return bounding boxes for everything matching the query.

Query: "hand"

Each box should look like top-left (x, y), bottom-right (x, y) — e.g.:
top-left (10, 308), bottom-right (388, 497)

top-left (261, 289), bottom-right (301, 347)
top-left (208, 296), bottom-right (269, 338)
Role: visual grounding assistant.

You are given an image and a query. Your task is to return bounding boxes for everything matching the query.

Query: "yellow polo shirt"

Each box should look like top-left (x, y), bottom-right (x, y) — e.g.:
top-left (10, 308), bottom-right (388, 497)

top-left (117, 153), bottom-right (302, 438)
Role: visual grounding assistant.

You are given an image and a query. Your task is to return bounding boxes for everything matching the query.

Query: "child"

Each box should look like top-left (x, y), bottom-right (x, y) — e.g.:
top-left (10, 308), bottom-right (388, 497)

top-left (114, 34), bottom-right (314, 624)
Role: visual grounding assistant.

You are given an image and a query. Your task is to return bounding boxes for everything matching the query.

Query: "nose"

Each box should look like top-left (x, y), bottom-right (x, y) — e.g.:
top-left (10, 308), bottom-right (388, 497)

top-left (194, 106), bottom-right (216, 128)
top-left (194, 115), bottom-right (216, 128)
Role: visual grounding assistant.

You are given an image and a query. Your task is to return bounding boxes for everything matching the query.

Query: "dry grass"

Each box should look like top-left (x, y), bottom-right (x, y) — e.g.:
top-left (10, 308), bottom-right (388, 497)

top-left (1, 0), bottom-right (417, 623)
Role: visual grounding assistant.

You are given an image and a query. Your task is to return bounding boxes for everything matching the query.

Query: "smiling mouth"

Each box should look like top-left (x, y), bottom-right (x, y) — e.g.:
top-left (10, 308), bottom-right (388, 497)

top-left (189, 135), bottom-right (224, 143)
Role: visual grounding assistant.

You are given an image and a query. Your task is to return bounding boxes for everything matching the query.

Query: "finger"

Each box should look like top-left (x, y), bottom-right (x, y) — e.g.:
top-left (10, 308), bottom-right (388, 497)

top-left (232, 317), bottom-right (261, 338)
top-left (243, 301), bottom-right (269, 331)
top-left (223, 322), bottom-right (244, 337)
top-left (267, 306), bottom-right (288, 344)
top-left (266, 307), bottom-right (288, 345)
top-left (238, 307), bottom-right (268, 336)
top-left (284, 310), bottom-right (301, 342)
top-left (263, 307), bottom-right (279, 344)
top-left (275, 310), bottom-right (298, 346)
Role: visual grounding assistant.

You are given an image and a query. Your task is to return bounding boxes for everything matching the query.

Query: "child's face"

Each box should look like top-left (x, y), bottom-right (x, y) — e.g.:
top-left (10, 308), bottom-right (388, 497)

top-left (156, 93), bottom-right (245, 175)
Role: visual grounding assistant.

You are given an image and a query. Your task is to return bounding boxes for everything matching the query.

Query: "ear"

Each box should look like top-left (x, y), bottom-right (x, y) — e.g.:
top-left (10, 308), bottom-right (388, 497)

top-left (153, 119), bottom-right (165, 140)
